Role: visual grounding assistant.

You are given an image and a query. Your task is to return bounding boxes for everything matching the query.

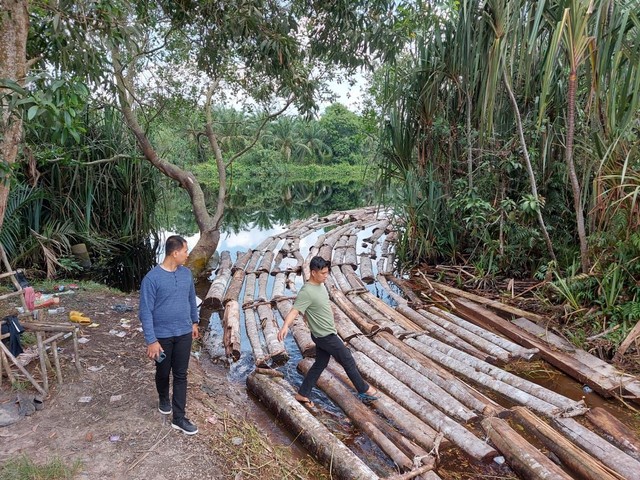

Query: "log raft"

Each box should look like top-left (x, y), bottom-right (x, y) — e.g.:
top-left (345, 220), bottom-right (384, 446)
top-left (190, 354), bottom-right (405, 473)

top-left (203, 206), bottom-right (640, 479)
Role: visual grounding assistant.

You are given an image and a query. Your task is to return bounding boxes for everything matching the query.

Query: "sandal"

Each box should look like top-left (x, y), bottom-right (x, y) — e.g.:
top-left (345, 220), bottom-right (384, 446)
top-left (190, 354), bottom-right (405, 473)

top-left (357, 389), bottom-right (379, 403)
top-left (295, 396), bottom-right (315, 409)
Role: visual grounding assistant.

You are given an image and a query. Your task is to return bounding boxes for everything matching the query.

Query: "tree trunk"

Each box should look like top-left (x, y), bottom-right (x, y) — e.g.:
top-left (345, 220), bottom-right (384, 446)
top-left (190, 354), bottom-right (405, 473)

top-left (585, 407), bottom-right (640, 461)
top-left (503, 68), bottom-right (556, 263)
top-left (222, 300), bottom-right (241, 361)
top-left (566, 68), bottom-right (590, 273)
top-left (0, 0), bottom-right (29, 233)
top-left (246, 373), bottom-right (379, 480)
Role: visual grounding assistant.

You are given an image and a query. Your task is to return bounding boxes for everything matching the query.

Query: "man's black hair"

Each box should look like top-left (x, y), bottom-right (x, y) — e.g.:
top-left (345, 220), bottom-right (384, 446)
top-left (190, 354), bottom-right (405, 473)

top-left (309, 256), bottom-right (330, 271)
top-left (165, 235), bottom-right (187, 256)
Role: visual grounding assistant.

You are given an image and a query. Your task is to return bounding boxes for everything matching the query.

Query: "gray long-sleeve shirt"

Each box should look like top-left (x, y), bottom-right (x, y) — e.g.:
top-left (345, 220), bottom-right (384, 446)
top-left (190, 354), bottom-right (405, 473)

top-left (139, 265), bottom-right (198, 345)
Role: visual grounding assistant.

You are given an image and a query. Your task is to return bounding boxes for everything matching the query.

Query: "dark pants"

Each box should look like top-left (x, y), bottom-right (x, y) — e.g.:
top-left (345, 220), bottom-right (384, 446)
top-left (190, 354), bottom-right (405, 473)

top-left (299, 333), bottom-right (369, 397)
top-left (156, 332), bottom-right (192, 420)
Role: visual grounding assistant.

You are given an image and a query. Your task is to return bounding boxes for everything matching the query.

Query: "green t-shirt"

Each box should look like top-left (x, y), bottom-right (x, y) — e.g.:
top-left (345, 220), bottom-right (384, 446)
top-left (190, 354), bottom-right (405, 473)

top-left (293, 283), bottom-right (337, 338)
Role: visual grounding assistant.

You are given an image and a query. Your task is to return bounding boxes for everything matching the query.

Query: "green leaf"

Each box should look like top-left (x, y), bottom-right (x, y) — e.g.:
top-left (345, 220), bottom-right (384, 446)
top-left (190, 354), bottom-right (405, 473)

top-left (27, 105), bottom-right (39, 121)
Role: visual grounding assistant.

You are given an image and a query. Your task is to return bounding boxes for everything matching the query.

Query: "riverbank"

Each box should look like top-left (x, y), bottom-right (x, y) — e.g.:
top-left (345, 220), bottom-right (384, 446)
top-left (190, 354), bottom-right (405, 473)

top-left (0, 284), bottom-right (326, 479)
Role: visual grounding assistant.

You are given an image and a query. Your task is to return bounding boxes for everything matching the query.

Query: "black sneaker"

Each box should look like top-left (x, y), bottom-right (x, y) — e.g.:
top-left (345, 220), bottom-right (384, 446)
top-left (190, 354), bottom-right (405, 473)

top-left (171, 417), bottom-right (198, 435)
top-left (158, 398), bottom-right (172, 415)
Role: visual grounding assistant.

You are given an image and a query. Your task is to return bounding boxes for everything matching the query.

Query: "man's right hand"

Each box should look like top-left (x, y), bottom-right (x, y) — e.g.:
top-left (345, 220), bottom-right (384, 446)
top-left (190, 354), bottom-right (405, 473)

top-left (277, 325), bottom-right (288, 342)
top-left (146, 341), bottom-right (163, 361)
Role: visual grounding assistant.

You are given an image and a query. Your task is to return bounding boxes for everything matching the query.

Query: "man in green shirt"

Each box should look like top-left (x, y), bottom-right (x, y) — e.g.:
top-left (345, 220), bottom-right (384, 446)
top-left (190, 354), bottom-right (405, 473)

top-left (277, 256), bottom-right (378, 407)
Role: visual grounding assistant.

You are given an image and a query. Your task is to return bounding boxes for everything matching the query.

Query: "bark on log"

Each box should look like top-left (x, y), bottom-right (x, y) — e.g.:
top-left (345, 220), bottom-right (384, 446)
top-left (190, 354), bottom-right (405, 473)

top-left (404, 337), bottom-right (575, 417)
top-left (256, 304), bottom-right (288, 365)
top-left (385, 276), bottom-right (423, 306)
top-left (232, 250), bottom-right (253, 272)
top-left (377, 274), bottom-right (407, 304)
top-left (585, 407), bottom-right (640, 461)
top-left (511, 407), bottom-right (621, 480)
top-left (364, 220), bottom-right (390, 243)
top-left (271, 272), bottom-right (287, 300)
top-left (218, 250), bottom-right (233, 271)
top-left (245, 250), bottom-right (262, 272)
top-left (242, 273), bottom-right (256, 307)
top-left (373, 331), bottom-right (493, 414)
top-left (552, 416), bottom-right (640, 480)
top-left (223, 269), bottom-right (246, 305)
top-left (257, 250), bottom-right (274, 273)
top-left (243, 308), bottom-right (267, 366)
top-left (222, 300), bottom-right (241, 361)
top-left (481, 416), bottom-right (573, 480)
top-left (275, 300), bottom-right (315, 357)
top-left (360, 293), bottom-right (422, 332)
top-left (326, 361), bottom-right (444, 452)
top-left (429, 281), bottom-right (548, 323)
top-left (331, 265), bottom-right (353, 293)
top-left (332, 303), bottom-right (363, 342)
top-left (396, 304), bottom-right (497, 363)
top-left (299, 359), bottom-right (433, 472)
top-left (328, 287), bottom-right (380, 335)
top-left (417, 308), bottom-right (512, 363)
top-left (352, 352), bottom-right (497, 462)
top-left (512, 316), bottom-right (640, 401)
top-left (344, 246), bottom-right (358, 268)
top-left (385, 466), bottom-right (441, 480)
top-left (257, 272), bottom-right (269, 302)
top-left (454, 299), bottom-right (637, 400)
top-left (360, 255), bottom-right (375, 284)
top-left (427, 306), bottom-right (538, 359)
top-left (203, 265), bottom-right (233, 309)
top-left (246, 373), bottom-right (379, 480)
top-left (343, 265), bottom-right (367, 292)
top-left (286, 272), bottom-right (297, 293)
top-left (349, 336), bottom-right (477, 422)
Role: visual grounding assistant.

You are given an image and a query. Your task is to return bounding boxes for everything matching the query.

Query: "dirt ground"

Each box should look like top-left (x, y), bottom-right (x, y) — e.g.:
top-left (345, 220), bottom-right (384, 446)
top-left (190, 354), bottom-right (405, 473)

top-left (0, 287), bottom-right (321, 480)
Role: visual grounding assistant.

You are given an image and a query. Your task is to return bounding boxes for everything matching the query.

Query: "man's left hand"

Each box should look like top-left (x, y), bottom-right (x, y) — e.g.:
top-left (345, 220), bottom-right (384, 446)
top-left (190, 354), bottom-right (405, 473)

top-left (192, 323), bottom-right (200, 339)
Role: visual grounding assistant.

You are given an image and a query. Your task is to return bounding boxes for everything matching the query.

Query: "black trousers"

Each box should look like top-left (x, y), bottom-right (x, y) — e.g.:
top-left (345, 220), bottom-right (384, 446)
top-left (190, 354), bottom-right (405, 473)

top-left (156, 332), bottom-right (192, 420)
top-left (299, 333), bottom-right (369, 397)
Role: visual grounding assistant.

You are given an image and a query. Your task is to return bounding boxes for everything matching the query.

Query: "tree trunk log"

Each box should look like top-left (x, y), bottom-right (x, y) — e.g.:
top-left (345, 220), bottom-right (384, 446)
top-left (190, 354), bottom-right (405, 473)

top-left (481, 416), bottom-right (572, 480)
top-left (331, 265), bottom-right (353, 293)
top-left (511, 407), bottom-right (621, 480)
top-left (377, 274), bottom-right (408, 304)
top-left (360, 255), bottom-right (375, 284)
top-left (242, 273), bottom-right (257, 307)
top-left (299, 358), bottom-right (433, 472)
top-left (222, 300), bottom-right (241, 361)
top-left (551, 416), bottom-right (640, 480)
top-left (328, 287), bottom-right (380, 335)
top-left (352, 352), bottom-right (497, 462)
top-left (246, 373), bottom-right (379, 480)
top-left (385, 276), bottom-right (423, 306)
top-left (331, 303), bottom-right (364, 342)
top-left (275, 300), bottom-right (315, 357)
top-left (349, 336), bottom-right (477, 422)
top-left (360, 293), bottom-right (421, 332)
top-left (427, 306), bottom-right (538, 359)
top-left (585, 407), bottom-right (640, 461)
top-left (373, 331), bottom-right (494, 415)
top-left (417, 308), bottom-right (512, 363)
top-left (404, 337), bottom-right (575, 417)
top-left (256, 304), bottom-right (288, 365)
top-left (243, 308), bottom-right (267, 366)
top-left (232, 250), bottom-right (252, 272)
top-left (326, 361), bottom-right (444, 452)
top-left (203, 262), bottom-right (232, 309)
top-left (271, 272), bottom-right (287, 300)
top-left (397, 305), bottom-right (497, 363)
top-left (342, 265), bottom-right (366, 292)
top-left (257, 272), bottom-right (269, 302)
top-left (223, 269), bottom-right (245, 305)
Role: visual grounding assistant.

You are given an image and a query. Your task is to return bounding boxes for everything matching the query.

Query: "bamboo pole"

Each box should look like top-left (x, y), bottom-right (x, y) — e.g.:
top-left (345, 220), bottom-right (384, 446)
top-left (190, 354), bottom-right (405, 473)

top-left (246, 373), bottom-right (379, 480)
top-left (482, 416), bottom-right (573, 480)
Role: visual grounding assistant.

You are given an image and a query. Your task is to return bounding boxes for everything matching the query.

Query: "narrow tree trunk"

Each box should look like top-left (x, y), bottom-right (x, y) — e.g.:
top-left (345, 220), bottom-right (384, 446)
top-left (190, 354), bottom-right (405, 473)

top-left (0, 0), bottom-right (29, 232)
top-left (503, 69), bottom-right (556, 263)
top-left (222, 300), bottom-right (241, 361)
top-left (566, 69), bottom-right (589, 273)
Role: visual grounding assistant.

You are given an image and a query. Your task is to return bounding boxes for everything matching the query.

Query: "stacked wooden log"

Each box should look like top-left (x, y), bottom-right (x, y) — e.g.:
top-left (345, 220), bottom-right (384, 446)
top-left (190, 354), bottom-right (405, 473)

top-left (207, 206), bottom-right (640, 480)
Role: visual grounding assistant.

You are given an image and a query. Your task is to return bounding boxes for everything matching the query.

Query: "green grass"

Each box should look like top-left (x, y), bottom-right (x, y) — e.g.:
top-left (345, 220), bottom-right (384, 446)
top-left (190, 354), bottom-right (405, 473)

top-left (31, 279), bottom-right (123, 294)
top-left (0, 455), bottom-right (82, 480)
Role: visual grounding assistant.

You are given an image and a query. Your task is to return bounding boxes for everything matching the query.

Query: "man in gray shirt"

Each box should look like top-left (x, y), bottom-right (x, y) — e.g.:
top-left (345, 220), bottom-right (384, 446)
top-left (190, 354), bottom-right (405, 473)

top-left (139, 235), bottom-right (200, 434)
